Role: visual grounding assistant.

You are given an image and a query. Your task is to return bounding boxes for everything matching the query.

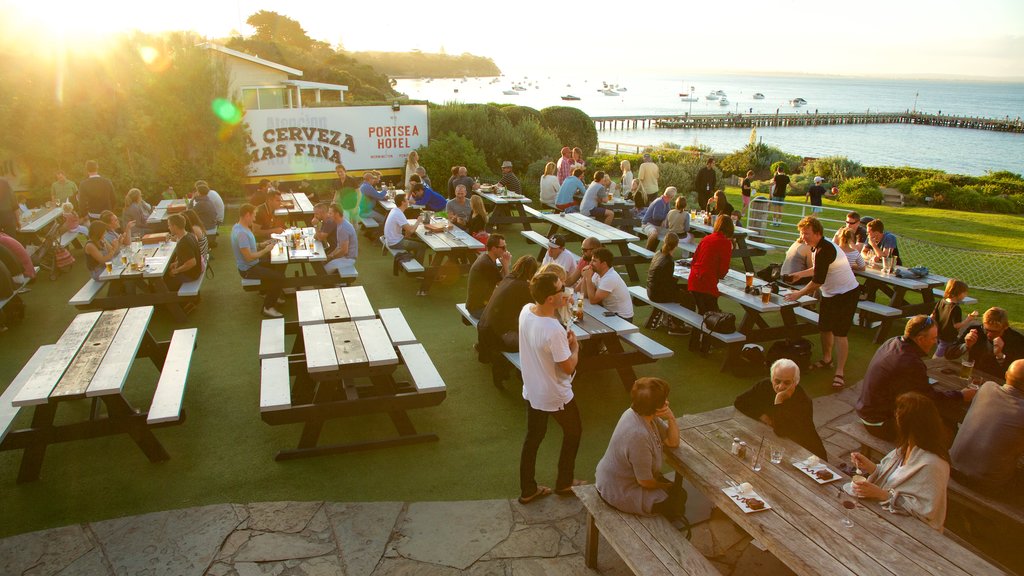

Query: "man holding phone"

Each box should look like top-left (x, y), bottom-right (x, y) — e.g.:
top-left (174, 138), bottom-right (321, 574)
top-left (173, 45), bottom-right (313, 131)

top-left (580, 247), bottom-right (633, 322)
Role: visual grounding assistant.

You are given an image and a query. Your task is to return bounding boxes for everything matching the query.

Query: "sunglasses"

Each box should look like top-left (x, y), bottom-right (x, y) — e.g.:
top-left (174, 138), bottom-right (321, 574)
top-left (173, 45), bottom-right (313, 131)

top-left (909, 316), bottom-right (934, 338)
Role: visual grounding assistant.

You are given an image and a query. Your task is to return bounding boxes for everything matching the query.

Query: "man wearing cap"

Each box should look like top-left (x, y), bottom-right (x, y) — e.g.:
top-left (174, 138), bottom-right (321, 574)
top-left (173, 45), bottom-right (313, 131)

top-left (641, 187), bottom-right (677, 251)
top-left (498, 161), bottom-right (522, 194)
top-left (807, 176), bottom-right (827, 214)
top-left (556, 147), bottom-right (574, 184)
top-left (636, 153), bottom-right (660, 200)
top-left (542, 235), bottom-right (577, 275)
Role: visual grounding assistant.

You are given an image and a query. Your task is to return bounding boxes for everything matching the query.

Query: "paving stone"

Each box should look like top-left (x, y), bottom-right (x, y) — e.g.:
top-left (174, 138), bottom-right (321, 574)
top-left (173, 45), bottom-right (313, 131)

top-left (488, 525), bottom-right (561, 559)
top-left (394, 500), bottom-right (511, 570)
top-left (731, 541), bottom-right (796, 576)
top-left (463, 559), bottom-right (510, 576)
top-left (506, 555), bottom-right (598, 576)
top-left (246, 501), bottom-right (323, 533)
top-left (215, 530), bottom-right (255, 562)
top-left (234, 555), bottom-right (343, 576)
top-left (553, 516), bottom-right (582, 543)
top-left (811, 395), bottom-right (856, 429)
top-left (91, 504), bottom-right (244, 576)
top-left (55, 548), bottom-right (111, 576)
top-left (0, 524), bottom-right (94, 576)
top-left (371, 557), bottom-right (462, 576)
top-left (687, 522), bottom-right (718, 557)
top-left (327, 501), bottom-right (403, 576)
top-left (204, 561), bottom-right (234, 576)
top-left (511, 495), bottom-right (583, 525)
top-left (832, 380), bottom-right (863, 406)
top-left (709, 559), bottom-right (732, 575)
top-left (707, 509), bottom-right (747, 556)
top-left (233, 532), bottom-right (335, 563)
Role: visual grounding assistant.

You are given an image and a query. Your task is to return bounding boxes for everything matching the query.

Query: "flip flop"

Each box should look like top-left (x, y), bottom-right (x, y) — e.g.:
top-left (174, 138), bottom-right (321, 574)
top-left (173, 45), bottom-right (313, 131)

top-left (832, 374), bottom-right (846, 389)
top-left (809, 359), bottom-right (834, 371)
top-left (555, 479), bottom-right (589, 496)
top-left (518, 486), bottom-right (552, 505)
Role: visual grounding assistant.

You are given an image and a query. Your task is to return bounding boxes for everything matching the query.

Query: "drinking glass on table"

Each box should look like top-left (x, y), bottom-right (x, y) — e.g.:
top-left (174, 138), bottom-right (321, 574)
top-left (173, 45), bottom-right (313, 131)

top-left (770, 445), bottom-right (785, 464)
top-left (959, 358), bottom-right (975, 382)
top-left (839, 489), bottom-right (856, 528)
top-left (760, 285), bottom-right (771, 304)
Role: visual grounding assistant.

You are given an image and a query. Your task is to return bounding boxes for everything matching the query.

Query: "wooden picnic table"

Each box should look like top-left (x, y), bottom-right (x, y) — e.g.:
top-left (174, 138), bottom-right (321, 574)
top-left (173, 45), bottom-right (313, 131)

top-left (266, 227), bottom-right (354, 288)
top-left (688, 219), bottom-right (777, 273)
top-left (413, 219), bottom-right (484, 295)
top-left (666, 409), bottom-right (1005, 576)
top-left (274, 192), bottom-right (316, 225)
top-left (855, 264), bottom-right (946, 343)
top-left (532, 210), bottom-right (644, 282)
top-left (258, 292), bottom-right (445, 460)
top-left (0, 306), bottom-right (196, 483)
top-left (146, 199), bottom-right (189, 229)
top-left (17, 206), bottom-right (63, 239)
top-left (477, 187), bottom-right (534, 231)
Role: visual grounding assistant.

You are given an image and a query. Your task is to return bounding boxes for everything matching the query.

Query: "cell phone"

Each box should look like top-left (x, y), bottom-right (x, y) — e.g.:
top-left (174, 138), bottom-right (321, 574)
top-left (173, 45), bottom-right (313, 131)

top-left (603, 310), bottom-right (617, 317)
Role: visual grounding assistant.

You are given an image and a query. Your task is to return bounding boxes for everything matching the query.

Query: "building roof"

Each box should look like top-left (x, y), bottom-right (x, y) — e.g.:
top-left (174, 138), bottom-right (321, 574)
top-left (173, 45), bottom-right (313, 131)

top-left (200, 43), bottom-right (303, 77)
top-left (284, 79), bottom-right (349, 92)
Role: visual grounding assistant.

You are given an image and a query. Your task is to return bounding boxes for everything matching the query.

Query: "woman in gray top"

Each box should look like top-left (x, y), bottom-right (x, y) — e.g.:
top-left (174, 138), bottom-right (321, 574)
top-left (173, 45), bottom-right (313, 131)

top-left (122, 188), bottom-right (152, 232)
top-left (595, 378), bottom-right (684, 519)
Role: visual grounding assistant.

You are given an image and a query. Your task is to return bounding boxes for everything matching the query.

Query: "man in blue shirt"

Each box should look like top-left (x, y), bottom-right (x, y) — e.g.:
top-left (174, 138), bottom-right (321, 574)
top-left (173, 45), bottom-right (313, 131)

top-left (323, 204), bottom-right (358, 275)
top-left (231, 203), bottom-right (285, 318)
top-left (408, 177), bottom-right (447, 211)
top-left (863, 219), bottom-right (900, 266)
top-left (555, 168), bottom-right (586, 212)
top-left (641, 186), bottom-right (676, 250)
top-left (359, 171), bottom-right (387, 226)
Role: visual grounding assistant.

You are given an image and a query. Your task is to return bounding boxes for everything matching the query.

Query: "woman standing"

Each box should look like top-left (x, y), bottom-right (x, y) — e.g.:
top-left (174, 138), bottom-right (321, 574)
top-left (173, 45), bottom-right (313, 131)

top-left (405, 151), bottom-right (421, 188)
top-left (619, 159), bottom-right (633, 198)
top-left (539, 162), bottom-right (560, 206)
top-left (850, 392), bottom-right (951, 531)
top-left (687, 215), bottom-right (734, 352)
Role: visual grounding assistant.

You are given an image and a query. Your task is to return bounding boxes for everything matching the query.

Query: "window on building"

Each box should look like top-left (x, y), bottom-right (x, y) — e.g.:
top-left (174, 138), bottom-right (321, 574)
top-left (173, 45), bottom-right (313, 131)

top-left (240, 87), bottom-right (289, 110)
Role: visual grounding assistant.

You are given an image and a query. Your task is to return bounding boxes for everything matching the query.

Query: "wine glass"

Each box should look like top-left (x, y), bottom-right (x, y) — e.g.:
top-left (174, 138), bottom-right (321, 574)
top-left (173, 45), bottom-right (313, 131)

top-left (838, 486), bottom-right (855, 528)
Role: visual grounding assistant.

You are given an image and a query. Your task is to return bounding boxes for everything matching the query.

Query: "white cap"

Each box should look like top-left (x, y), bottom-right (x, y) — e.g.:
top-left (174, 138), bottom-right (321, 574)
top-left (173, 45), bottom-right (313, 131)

top-left (813, 176), bottom-right (824, 184)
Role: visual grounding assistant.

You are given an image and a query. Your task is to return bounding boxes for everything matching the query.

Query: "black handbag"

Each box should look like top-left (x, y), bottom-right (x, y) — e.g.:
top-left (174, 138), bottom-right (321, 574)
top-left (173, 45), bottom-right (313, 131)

top-left (701, 311), bottom-right (736, 333)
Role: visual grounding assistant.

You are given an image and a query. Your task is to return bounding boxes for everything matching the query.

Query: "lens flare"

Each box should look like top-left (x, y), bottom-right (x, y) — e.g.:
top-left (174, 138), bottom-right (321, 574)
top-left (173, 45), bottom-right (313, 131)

top-left (138, 46), bottom-right (159, 65)
top-left (212, 98), bottom-right (243, 125)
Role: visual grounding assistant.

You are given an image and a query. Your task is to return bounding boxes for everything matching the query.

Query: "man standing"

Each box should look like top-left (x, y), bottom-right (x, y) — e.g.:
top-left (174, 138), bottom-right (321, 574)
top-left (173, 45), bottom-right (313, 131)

top-left (498, 161), bottom-right (522, 194)
top-left (807, 176), bottom-right (826, 214)
top-left (451, 167), bottom-right (478, 197)
top-left (164, 214), bottom-right (202, 292)
top-left (253, 191), bottom-right (286, 240)
top-left (445, 185), bottom-right (472, 229)
top-left (323, 204), bottom-right (358, 275)
top-left (79, 160), bottom-right (117, 219)
top-left (945, 307), bottom-right (1023, 376)
top-left (51, 170), bottom-right (78, 206)
top-left (581, 247), bottom-right (633, 321)
top-left (580, 172), bottom-right (614, 225)
top-left (556, 147), bottom-right (573, 184)
top-left (359, 171), bottom-right (388, 227)
top-left (231, 204), bottom-right (285, 318)
top-left (636, 153), bottom-right (660, 201)
top-left (856, 315), bottom-right (975, 440)
top-left (769, 166), bottom-right (791, 226)
top-left (0, 179), bottom-right (17, 235)
top-left (694, 158), bottom-right (717, 210)
top-left (542, 235), bottom-right (577, 274)
top-left (383, 192), bottom-right (426, 263)
top-left (467, 234), bottom-right (510, 318)
top-left (332, 164), bottom-right (361, 222)
top-left (784, 216), bottom-right (861, 389)
top-left (518, 272), bottom-right (582, 504)
top-left (641, 187), bottom-right (676, 251)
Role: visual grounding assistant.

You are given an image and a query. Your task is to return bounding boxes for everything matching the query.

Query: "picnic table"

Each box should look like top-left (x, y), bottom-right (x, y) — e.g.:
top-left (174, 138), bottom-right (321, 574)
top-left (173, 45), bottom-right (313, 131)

top-left (477, 187), bottom-right (534, 231)
top-left (0, 306), bottom-right (195, 483)
top-left (70, 239), bottom-right (201, 323)
top-left (854, 264), bottom-right (946, 343)
top-left (146, 199), bottom-right (189, 229)
top-left (17, 206), bottom-right (63, 244)
top-left (688, 218), bottom-right (777, 273)
top-left (264, 227), bottom-right (355, 288)
top-left (258, 287), bottom-right (445, 459)
top-left (413, 219), bottom-right (484, 295)
top-left (530, 210), bottom-right (645, 282)
top-left (274, 192), bottom-right (316, 225)
top-left (666, 408), bottom-right (1005, 576)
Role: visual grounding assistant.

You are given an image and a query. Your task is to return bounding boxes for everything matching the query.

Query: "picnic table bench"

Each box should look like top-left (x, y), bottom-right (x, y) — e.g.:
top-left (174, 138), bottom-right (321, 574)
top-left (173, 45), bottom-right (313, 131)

top-left (0, 307), bottom-right (195, 482)
top-left (412, 219), bottom-right (483, 295)
top-left (16, 207), bottom-right (63, 246)
top-left (526, 207), bottom-right (646, 282)
top-left (240, 227), bottom-right (357, 292)
top-left (477, 188), bottom-right (534, 231)
top-left (854, 264), bottom-right (946, 343)
top-left (274, 192), bottom-right (316, 225)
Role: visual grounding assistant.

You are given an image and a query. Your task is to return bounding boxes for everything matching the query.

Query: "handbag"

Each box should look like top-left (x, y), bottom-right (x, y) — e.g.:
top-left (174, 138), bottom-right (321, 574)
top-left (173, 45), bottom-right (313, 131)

top-left (701, 311), bottom-right (736, 333)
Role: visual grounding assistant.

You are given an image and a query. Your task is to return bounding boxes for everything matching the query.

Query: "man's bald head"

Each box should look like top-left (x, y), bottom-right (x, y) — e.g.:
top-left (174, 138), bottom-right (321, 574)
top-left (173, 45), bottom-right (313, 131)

top-left (458, 166), bottom-right (468, 176)
top-left (1007, 360), bottom-right (1024, 392)
top-left (581, 237), bottom-right (602, 251)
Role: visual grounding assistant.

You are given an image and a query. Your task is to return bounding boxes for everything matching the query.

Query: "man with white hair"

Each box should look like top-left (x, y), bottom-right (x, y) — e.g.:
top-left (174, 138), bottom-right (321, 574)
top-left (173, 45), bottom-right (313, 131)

top-left (734, 358), bottom-right (827, 458)
top-left (641, 186), bottom-right (677, 251)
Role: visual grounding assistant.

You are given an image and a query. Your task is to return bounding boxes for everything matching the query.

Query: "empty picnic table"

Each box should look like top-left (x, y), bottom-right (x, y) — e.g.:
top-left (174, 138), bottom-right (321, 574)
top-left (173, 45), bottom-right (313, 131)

top-left (477, 187), bottom-right (534, 231)
top-left (259, 292), bottom-right (445, 460)
top-left (146, 198), bottom-right (189, 229)
top-left (0, 306), bottom-right (196, 483)
top-left (530, 210), bottom-right (645, 282)
top-left (413, 219), bottom-right (484, 295)
top-left (666, 408), bottom-right (1005, 576)
top-left (854, 264), bottom-right (946, 343)
top-left (688, 219), bottom-right (777, 273)
top-left (274, 192), bottom-right (316, 225)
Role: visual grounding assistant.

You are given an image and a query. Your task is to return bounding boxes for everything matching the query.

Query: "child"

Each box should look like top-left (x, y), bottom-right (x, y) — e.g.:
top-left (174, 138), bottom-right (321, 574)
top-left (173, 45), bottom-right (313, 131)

top-left (665, 196), bottom-right (691, 242)
top-left (731, 210), bottom-right (743, 228)
top-left (61, 202), bottom-right (89, 237)
top-left (931, 278), bottom-right (977, 358)
top-left (836, 226), bottom-right (865, 271)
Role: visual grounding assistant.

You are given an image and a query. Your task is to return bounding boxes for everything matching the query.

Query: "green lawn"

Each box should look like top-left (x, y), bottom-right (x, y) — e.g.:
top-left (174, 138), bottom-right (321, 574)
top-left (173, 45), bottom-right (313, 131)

top-left (0, 203), bottom-right (1021, 538)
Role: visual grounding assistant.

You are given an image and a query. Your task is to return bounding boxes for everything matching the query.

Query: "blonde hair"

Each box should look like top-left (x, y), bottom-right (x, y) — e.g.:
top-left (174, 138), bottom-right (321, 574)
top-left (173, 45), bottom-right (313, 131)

top-left (470, 195), bottom-right (488, 226)
top-left (537, 262), bottom-right (567, 281)
top-left (126, 188), bottom-right (142, 205)
top-left (620, 159), bottom-right (631, 172)
top-left (543, 162), bottom-right (557, 176)
top-left (61, 202), bottom-right (74, 212)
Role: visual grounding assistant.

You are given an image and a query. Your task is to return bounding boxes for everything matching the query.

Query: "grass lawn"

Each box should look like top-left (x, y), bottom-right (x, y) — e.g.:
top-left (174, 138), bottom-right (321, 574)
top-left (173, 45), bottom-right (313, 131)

top-left (0, 201), bottom-right (1021, 539)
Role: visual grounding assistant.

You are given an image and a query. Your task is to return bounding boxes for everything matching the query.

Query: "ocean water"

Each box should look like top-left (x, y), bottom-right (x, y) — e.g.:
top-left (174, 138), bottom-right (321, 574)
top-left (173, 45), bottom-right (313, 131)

top-left (395, 73), bottom-right (1024, 175)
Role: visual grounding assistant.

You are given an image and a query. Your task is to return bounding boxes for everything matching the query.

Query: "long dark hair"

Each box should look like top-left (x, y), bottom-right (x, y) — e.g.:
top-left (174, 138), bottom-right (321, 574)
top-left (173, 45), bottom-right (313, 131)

top-left (895, 392), bottom-right (950, 462)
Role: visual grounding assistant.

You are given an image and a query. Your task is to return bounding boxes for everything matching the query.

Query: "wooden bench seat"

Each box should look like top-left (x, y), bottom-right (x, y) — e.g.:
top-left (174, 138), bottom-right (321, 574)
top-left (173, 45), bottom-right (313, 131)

top-left (628, 243), bottom-right (656, 260)
top-left (59, 230), bottom-right (84, 249)
top-left (932, 288), bottom-right (977, 305)
top-left (360, 217), bottom-right (380, 229)
top-left (0, 275), bottom-right (30, 311)
top-left (743, 239), bottom-right (775, 252)
top-left (574, 484), bottom-right (720, 576)
top-left (793, 306), bottom-right (820, 325)
top-left (69, 279), bottom-right (106, 306)
top-left (522, 205), bottom-right (545, 219)
top-left (380, 235), bottom-right (425, 274)
top-left (456, 302), bottom-right (478, 327)
top-left (856, 300), bottom-right (903, 318)
top-left (835, 422), bottom-right (1024, 526)
top-left (621, 332), bottom-right (673, 359)
top-left (241, 278), bottom-right (262, 291)
top-left (259, 318), bottom-right (286, 359)
top-left (676, 240), bottom-right (701, 254)
top-left (398, 344), bottom-right (447, 393)
top-left (379, 308), bottom-right (417, 345)
top-left (0, 346), bottom-right (54, 445)
top-left (147, 328), bottom-right (197, 425)
top-left (520, 230), bottom-right (550, 248)
top-left (627, 286), bottom-right (746, 345)
top-left (260, 356), bottom-right (292, 412)
top-left (177, 272), bottom-right (204, 298)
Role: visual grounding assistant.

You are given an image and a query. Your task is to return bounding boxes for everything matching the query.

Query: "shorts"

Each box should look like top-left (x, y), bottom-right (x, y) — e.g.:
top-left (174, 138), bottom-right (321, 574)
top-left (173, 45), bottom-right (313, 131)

top-left (589, 206), bottom-right (609, 219)
top-left (771, 196), bottom-right (785, 205)
top-left (819, 286), bottom-right (859, 337)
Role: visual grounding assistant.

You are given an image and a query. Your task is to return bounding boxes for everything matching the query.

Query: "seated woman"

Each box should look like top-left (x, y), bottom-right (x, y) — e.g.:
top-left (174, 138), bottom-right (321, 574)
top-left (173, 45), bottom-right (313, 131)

top-left (706, 189), bottom-right (734, 217)
top-left (122, 188), bottom-right (152, 231)
top-left (646, 233), bottom-right (691, 336)
top-left (183, 209), bottom-right (209, 271)
top-left (596, 377), bottom-right (685, 522)
top-left (539, 162), bottom-right (560, 206)
top-left (734, 358), bottom-right (827, 458)
top-left (84, 221), bottom-right (135, 295)
top-left (477, 256), bottom-right (539, 381)
top-left (836, 226), bottom-right (865, 271)
top-left (850, 392), bottom-right (951, 531)
top-left (467, 195), bottom-right (489, 237)
top-left (665, 196), bottom-right (690, 242)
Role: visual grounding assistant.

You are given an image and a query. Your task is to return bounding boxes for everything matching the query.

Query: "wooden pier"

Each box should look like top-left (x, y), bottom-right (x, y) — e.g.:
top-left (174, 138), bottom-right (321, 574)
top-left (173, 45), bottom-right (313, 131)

top-left (592, 112), bottom-right (1023, 134)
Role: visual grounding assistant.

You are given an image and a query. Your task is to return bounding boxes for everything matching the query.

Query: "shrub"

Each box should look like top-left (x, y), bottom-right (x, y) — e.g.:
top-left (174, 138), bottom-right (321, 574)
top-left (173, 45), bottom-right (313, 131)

top-left (806, 156), bottom-right (863, 183)
top-left (539, 106), bottom-right (598, 155)
top-left (944, 188), bottom-right (984, 211)
top-left (888, 177), bottom-right (919, 196)
top-left (863, 166), bottom-right (944, 185)
top-left (427, 103), bottom-right (559, 176)
top-left (417, 132), bottom-right (490, 184)
top-left (501, 105), bottom-right (542, 126)
top-left (522, 158), bottom-right (549, 201)
top-left (657, 161), bottom-right (702, 198)
top-left (980, 194), bottom-right (1016, 214)
top-left (836, 178), bottom-right (883, 205)
top-left (910, 178), bottom-right (954, 204)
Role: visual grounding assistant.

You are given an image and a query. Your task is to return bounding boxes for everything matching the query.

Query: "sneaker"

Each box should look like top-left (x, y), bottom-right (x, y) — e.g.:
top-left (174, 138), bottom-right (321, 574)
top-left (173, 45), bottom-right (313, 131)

top-left (276, 297), bottom-right (287, 306)
top-left (262, 306), bottom-right (283, 318)
top-left (667, 325), bottom-right (691, 336)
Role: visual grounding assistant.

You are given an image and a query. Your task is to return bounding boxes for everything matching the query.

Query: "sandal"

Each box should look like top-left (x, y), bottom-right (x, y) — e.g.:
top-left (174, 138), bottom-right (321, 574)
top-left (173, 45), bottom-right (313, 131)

top-left (555, 479), bottom-right (589, 496)
top-left (809, 359), bottom-right (834, 371)
top-left (518, 486), bottom-right (552, 505)
top-left (832, 374), bottom-right (846, 389)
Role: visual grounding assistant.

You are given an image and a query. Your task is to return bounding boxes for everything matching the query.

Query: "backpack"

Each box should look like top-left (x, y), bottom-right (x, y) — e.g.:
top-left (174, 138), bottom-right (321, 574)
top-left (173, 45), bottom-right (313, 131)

top-left (393, 251), bottom-right (414, 276)
top-left (766, 338), bottom-right (813, 371)
top-left (735, 344), bottom-right (767, 377)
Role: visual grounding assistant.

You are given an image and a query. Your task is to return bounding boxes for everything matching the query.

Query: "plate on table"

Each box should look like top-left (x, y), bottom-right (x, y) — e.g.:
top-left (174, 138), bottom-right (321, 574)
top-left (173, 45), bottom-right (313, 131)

top-left (793, 458), bottom-right (841, 484)
top-left (722, 485), bottom-right (771, 513)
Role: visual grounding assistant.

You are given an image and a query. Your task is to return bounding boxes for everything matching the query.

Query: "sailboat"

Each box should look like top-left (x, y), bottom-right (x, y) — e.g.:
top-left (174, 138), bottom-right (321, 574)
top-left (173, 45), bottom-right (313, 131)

top-left (679, 83), bottom-right (699, 102)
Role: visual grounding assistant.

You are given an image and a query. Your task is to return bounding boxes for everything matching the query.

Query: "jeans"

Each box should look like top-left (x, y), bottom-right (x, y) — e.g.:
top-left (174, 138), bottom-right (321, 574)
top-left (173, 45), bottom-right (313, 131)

top-left (390, 238), bottom-right (426, 262)
top-left (239, 263), bottom-right (284, 309)
top-left (520, 398), bottom-right (582, 498)
top-left (324, 257), bottom-right (356, 274)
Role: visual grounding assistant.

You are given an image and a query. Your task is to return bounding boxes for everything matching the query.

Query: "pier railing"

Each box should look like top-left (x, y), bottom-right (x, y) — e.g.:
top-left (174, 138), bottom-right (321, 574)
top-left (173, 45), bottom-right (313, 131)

top-left (592, 111), bottom-right (1023, 133)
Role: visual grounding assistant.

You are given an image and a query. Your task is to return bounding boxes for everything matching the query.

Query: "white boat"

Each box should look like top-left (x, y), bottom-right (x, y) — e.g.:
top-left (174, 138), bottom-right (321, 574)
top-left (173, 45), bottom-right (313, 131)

top-left (705, 92), bottom-right (719, 100)
top-left (789, 97), bottom-right (807, 106)
top-left (715, 90), bottom-right (727, 96)
top-left (752, 92), bottom-right (765, 99)
top-left (680, 96), bottom-right (699, 102)
top-left (719, 98), bottom-right (730, 106)
top-left (502, 90), bottom-right (517, 95)
top-left (618, 86), bottom-right (628, 92)
top-left (512, 85), bottom-right (527, 91)
top-left (600, 89), bottom-right (619, 96)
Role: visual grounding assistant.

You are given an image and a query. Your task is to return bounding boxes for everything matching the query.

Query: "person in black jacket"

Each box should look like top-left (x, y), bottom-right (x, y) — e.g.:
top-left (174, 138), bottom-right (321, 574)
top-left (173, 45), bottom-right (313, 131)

top-left (734, 358), bottom-right (827, 459)
top-left (694, 158), bottom-right (716, 210)
top-left (646, 233), bottom-right (691, 335)
top-left (944, 307), bottom-right (1023, 379)
top-left (478, 256), bottom-right (539, 384)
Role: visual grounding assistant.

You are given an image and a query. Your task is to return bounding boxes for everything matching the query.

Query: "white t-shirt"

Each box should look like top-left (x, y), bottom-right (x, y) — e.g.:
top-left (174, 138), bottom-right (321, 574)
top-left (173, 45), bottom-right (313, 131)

top-left (593, 269), bottom-right (633, 318)
top-left (383, 207), bottom-right (408, 246)
top-left (621, 171), bottom-right (634, 196)
top-left (207, 189), bottom-right (225, 223)
top-left (519, 305), bottom-right (574, 411)
top-left (542, 249), bottom-right (577, 275)
top-left (539, 175), bottom-right (560, 205)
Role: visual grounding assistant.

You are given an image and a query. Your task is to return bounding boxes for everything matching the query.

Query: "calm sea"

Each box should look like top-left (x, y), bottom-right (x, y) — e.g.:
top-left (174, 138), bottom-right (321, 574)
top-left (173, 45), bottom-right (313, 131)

top-left (394, 73), bottom-right (1024, 176)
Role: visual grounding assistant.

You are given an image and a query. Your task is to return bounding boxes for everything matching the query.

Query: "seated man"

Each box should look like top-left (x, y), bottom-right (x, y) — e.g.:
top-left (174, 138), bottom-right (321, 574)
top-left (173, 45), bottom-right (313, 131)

top-left (555, 167), bottom-right (587, 212)
top-left (163, 214), bottom-right (202, 292)
top-left (498, 160), bottom-right (522, 194)
top-left (950, 360), bottom-right (1024, 496)
top-left (856, 315), bottom-right (975, 440)
top-left (253, 190), bottom-right (286, 241)
top-left (541, 234), bottom-right (577, 276)
top-left (862, 218), bottom-right (900, 266)
top-left (0, 232), bottom-right (37, 282)
top-left (451, 166), bottom-right (479, 197)
top-left (323, 205), bottom-right (357, 275)
top-left (359, 171), bottom-right (388, 226)
top-left (467, 234), bottom-right (510, 318)
top-left (569, 237), bottom-right (601, 287)
top-left (580, 171), bottom-right (614, 225)
top-left (641, 186), bottom-right (676, 251)
top-left (383, 192), bottom-right (426, 263)
top-left (191, 183), bottom-right (219, 232)
top-left (734, 358), bottom-right (827, 458)
top-left (231, 203), bottom-right (285, 318)
top-left (944, 307), bottom-right (1023, 377)
top-left (446, 185), bottom-right (472, 229)
top-left (581, 247), bottom-right (633, 321)
top-left (311, 202), bottom-right (337, 254)
top-left (780, 237), bottom-right (812, 285)
top-left (833, 211), bottom-right (867, 251)
top-left (408, 180), bottom-right (446, 212)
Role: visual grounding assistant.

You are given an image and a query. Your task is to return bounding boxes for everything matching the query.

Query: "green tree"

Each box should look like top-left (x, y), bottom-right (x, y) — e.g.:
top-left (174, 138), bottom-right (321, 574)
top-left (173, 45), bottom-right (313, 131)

top-left (246, 10), bottom-right (319, 51)
top-left (539, 106), bottom-right (598, 155)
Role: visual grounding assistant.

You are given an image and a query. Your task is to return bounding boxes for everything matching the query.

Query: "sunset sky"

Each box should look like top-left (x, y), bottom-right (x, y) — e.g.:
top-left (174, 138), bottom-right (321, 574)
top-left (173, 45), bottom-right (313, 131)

top-left (3, 0), bottom-right (1023, 79)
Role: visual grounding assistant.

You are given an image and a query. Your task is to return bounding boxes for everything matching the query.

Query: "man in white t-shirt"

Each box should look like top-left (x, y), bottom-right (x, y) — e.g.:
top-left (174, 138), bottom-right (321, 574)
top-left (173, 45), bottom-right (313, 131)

top-left (383, 192), bottom-right (425, 262)
top-left (581, 247), bottom-right (633, 321)
top-left (541, 234), bottom-right (577, 275)
top-left (518, 272), bottom-right (582, 504)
